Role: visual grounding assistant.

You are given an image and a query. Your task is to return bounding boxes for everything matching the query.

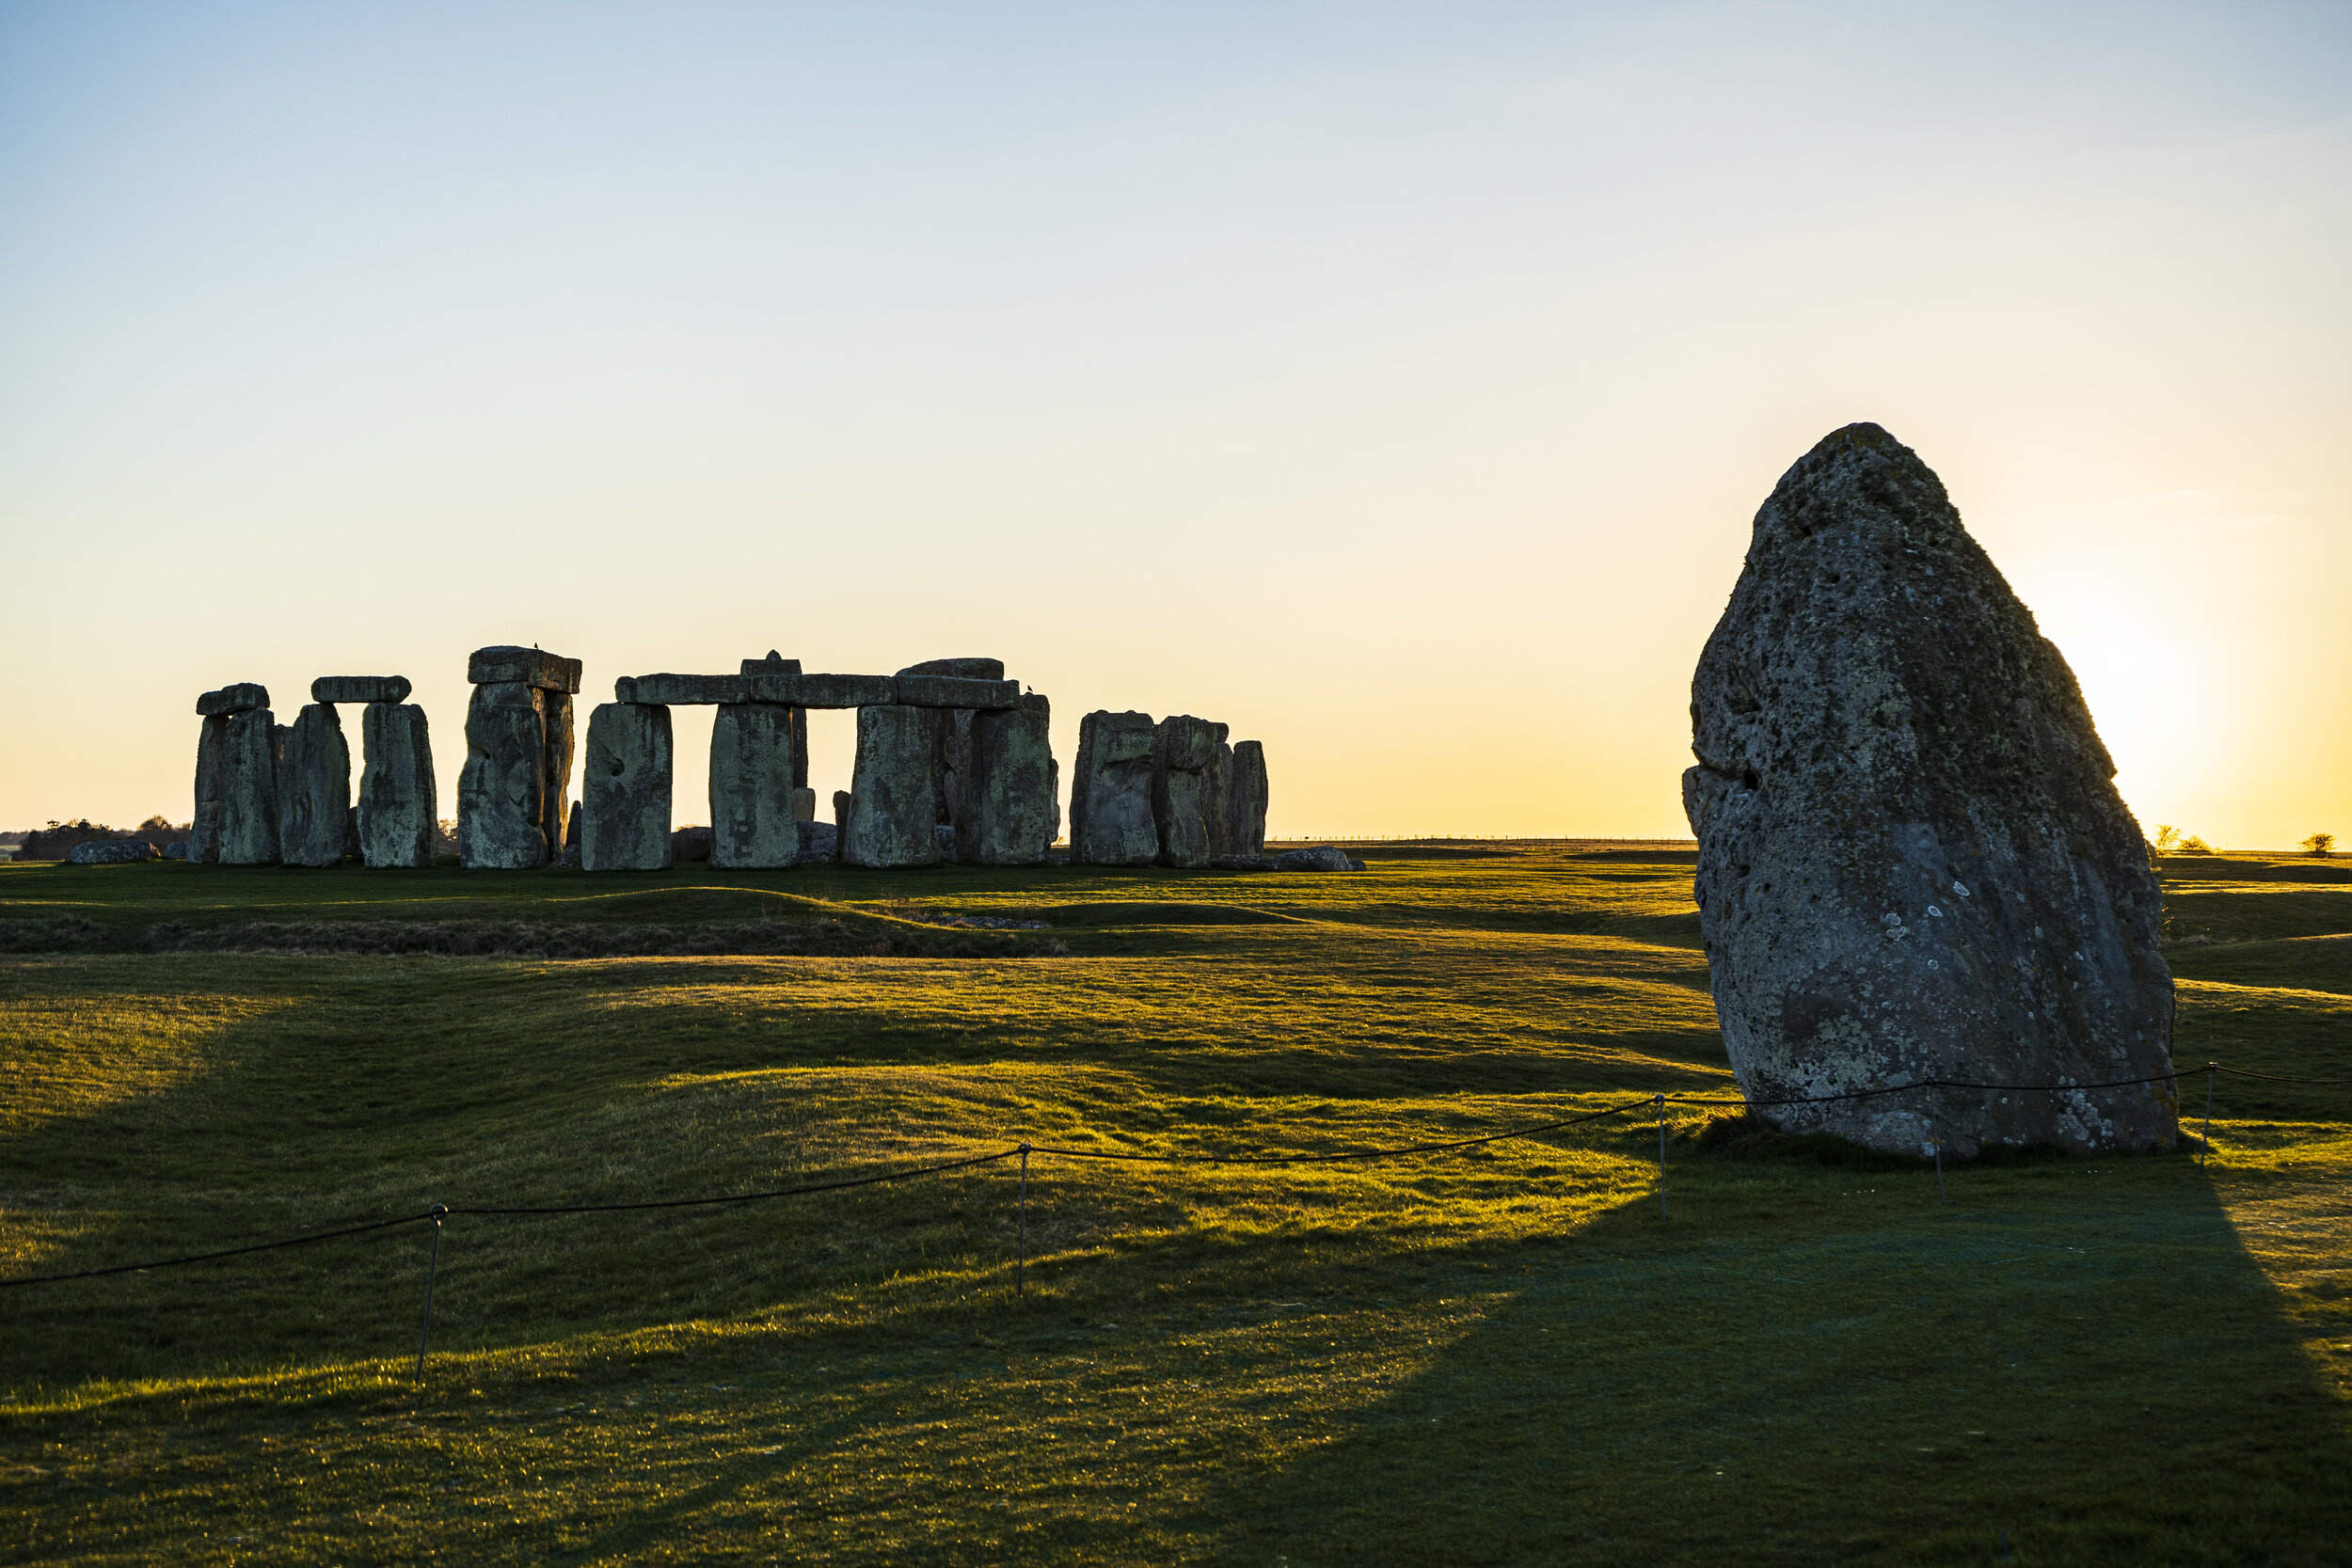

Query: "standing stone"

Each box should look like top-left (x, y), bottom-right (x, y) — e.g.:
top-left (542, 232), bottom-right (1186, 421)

top-left (189, 714), bottom-right (228, 863)
top-left (964, 694), bottom-right (1055, 865)
top-left (1203, 732), bottom-right (1235, 858)
top-left (833, 790), bottom-right (855, 841)
top-left (1227, 741), bottom-right (1268, 857)
top-left (1684, 423), bottom-right (2176, 1158)
top-left (1070, 711), bottom-right (1160, 866)
top-left (542, 692), bottom-right (575, 863)
top-left (581, 703), bottom-right (674, 871)
top-left (217, 708), bottom-right (280, 864)
top-left (278, 704), bottom-right (352, 867)
top-left (709, 702), bottom-right (800, 868)
top-left (1151, 716), bottom-right (1218, 868)
top-left (800, 820), bottom-right (840, 863)
top-left (358, 703), bottom-right (437, 868)
top-left (458, 682), bottom-right (548, 869)
top-left (897, 659), bottom-right (1005, 841)
top-left (744, 653), bottom-right (812, 793)
top-left (842, 705), bottom-right (940, 867)
top-left (791, 788), bottom-right (818, 822)
top-left (1048, 757), bottom-right (1061, 846)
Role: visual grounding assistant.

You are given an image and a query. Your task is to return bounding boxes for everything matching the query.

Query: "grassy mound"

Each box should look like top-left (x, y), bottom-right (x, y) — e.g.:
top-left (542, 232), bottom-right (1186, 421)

top-left (1, 845), bottom-right (2345, 1564)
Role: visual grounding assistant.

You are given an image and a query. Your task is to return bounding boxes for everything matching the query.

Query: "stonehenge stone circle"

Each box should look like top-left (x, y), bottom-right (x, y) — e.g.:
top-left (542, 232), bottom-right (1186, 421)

top-left (581, 702), bottom-right (674, 871)
top-left (278, 703), bottom-right (352, 867)
top-left (217, 706), bottom-right (281, 864)
top-left (709, 702), bottom-right (801, 868)
top-left (460, 680), bottom-right (552, 869)
top-left (188, 714), bottom-right (227, 863)
top-left (964, 694), bottom-right (1055, 864)
top-left (1151, 715), bottom-right (1218, 869)
top-left (843, 705), bottom-right (940, 867)
top-left (311, 675), bottom-right (411, 705)
top-left (1070, 710), bottom-right (1160, 865)
top-left (358, 701), bottom-right (437, 868)
top-left (1684, 423), bottom-right (2176, 1158)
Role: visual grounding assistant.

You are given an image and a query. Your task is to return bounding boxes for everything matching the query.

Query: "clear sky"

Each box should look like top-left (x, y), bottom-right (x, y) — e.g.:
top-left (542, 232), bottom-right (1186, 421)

top-left (2, 2), bottom-right (2345, 846)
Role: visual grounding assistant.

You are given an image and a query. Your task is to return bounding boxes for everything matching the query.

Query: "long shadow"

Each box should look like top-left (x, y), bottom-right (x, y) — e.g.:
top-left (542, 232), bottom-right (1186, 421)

top-left (1171, 1158), bottom-right (2352, 1566)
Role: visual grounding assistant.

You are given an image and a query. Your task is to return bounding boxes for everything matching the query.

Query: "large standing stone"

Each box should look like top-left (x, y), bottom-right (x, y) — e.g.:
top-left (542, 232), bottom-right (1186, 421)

top-left (709, 702), bottom-right (800, 868)
top-left (742, 654), bottom-right (811, 792)
top-left (897, 660), bottom-right (1008, 842)
top-left (842, 705), bottom-right (940, 867)
top-left (359, 703), bottom-right (437, 868)
top-left (1684, 423), bottom-right (2176, 1158)
top-left (278, 704), bottom-right (352, 867)
top-left (188, 714), bottom-right (228, 863)
top-left (217, 708), bottom-right (281, 864)
top-left (581, 703), bottom-right (674, 871)
top-left (1227, 741), bottom-right (1268, 857)
top-left (1152, 715), bottom-right (1218, 868)
top-left (964, 694), bottom-right (1055, 865)
top-left (458, 682), bottom-right (548, 869)
top-left (1203, 730), bottom-right (1235, 858)
top-left (542, 690), bottom-right (575, 860)
top-left (1070, 711), bottom-right (1159, 866)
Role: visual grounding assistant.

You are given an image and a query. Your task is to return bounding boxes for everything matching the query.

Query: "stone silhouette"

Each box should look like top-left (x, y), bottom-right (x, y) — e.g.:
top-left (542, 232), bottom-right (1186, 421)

top-left (1227, 740), bottom-right (1268, 858)
top-left (278, 704), bottom-right (351, 867)
top-left (217, 705), bottom-right (280, 864)
top-left (458, 645), bottom-right (580, 869)
top-left (1683, 423), bottom-right (2176, 1157)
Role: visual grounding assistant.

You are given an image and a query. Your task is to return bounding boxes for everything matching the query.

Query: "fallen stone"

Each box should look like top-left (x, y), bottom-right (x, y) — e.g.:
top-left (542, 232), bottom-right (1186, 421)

top-left (69, 837), bottom-right (162, 864)
top-left (358, 703), bottom-right (437, 868)
top-left (897, 657), bottom-right (1006, 681)
top-left (469, 646), bottom-right (581, 691)
top-left (963, 703), bottom-right (1056, 864)
top-left (1070, 711), bottom-right (1159, 865)
top-left (1277, 846), bottom-right (1355, 872)
top-left (1152, 715), bottom-right (1218, 868)
top-left (1228, 741), bottom-right (1268, 857)
top-left (458, 682), bottom-right (548, 869)
top-left (842, 705), bottom-right (940, 866)
top-left (188, 714), bottom-right (228, 863)
top-left (709, 702), bottom-right (800, 868)
top-left (310, 675), bottom-right (411, 705)
top-left (555, 842), bottom-right (582, 869)
top-left (672, 825), bottom-right (713, 863)
top-left (196, 684), bottom-right (268, 717)
top-left (791, 787), bottom-right (817, 822)
top-left (217, 707), bottom-right (280, 864)
top-left (800, 821), bottom-right (840, 862)
top-left (165, 840), bottom-right (188, 860)
top-left (894, 673), bottom-right (1020, 710)
top-left (1683, 422), bottom-right (2176, 1158)
top-left (581, 703), bottom-right (674, 871)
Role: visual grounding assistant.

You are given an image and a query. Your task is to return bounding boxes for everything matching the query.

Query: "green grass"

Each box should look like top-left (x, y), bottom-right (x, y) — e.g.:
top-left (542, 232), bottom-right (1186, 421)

top-left (1, 846), bottom-right (2347, 1565)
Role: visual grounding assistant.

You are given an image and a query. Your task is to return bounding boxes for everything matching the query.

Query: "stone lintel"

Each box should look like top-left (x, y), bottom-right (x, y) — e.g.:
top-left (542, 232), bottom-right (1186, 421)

top-left (469, 646), bottom-right (582, 692)
top-left (310, 675), bottom-right (412, 705)
top-left (893, 674), bottom-right (1020, 710)
top-left (197, 683), bottom-right (269, 717)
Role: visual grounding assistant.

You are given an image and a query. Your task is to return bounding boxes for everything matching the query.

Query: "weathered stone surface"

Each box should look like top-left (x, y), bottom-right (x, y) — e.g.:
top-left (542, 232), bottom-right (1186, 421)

top-left (842, 706), bottom-right (940, 867)
top-left (1277, 846), bottom-right (1354, 872)
top-left (619, 673), bottom-right (744, 705)
top-left (741, 651), bottom-right (804, 676)
top-left (672, 826), bottom-right (713, 863)
top-left (1228, 741), bottom-right (1268, 857)
top-left (311, 675), bottom-right (410, 705)
top-left (791, 788), bottom-right (817, 822)
top-left (1204, 742), bottom-right (1235, 858)
top-left (914, 707), bottom-right (977, 839)
top-left (70, 837), bottom-right (162, 864)
top-left (800, 820), bottom-right (840, 862)
top-left (754, 672), bottom-right (899, 708)
top-left (897, 658), bottom-right (1006, 681)
top-left (277, 705), bottom-right (351, 867)
top-left (189, 714), bottom-right (228, 863)
top-left (935, 824), bottom-right (958, 859)
top-left (542, 691), bottom-right (575, 859)
top-left (833, 790), bottom-right (855, 837)
top-left (217, 708), bottom-right (280, 864)
top-left (1070, 711), bottom-right (1159, 866)
top-left (165, 840), bottom-right (189, 860)
top-left (1151, 716), bottom-right (1217, 868)
top-left (358, 702), bottom-right (437, 868)
top-left (709, 703), bottom-right (800, 868)
top-left (197, 684), bottom-right (268, 717)
top-left (1684, 423), bottom-right (2175, 1158)
top-left (458, 682), bottom-right (548, 869)
top-left (469, 646), bottom-right (581, 691)
top-left (963, 703), bottom-right (1056, 864)
top-left (581, 703), bottom-right (673, 871)
top-left (893, 674), bottom-right (1020, 710)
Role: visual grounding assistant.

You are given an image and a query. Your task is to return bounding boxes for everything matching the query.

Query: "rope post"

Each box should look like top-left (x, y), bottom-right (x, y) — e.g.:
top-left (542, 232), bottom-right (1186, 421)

top-left (2201, 1063), bottom-right (2217, 1168)
top-left (1654, 1093), bottom-right (1667, 1220)
top-left (1016, 1145), bottom-right (1030, 1299)
top-left (413, 1204), bottom-right (447, 1381)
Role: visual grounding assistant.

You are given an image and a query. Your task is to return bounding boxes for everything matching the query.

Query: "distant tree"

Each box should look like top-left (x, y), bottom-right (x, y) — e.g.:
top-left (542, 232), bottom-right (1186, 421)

top-left (2178, 834), bottom-right (2215, 855)
top-left (2303, 832), bottom-right (2337, 858)
top-left (2152, 824), bottom-right (2183, 855)
top-left (17, 819), bottom-right (113, 861)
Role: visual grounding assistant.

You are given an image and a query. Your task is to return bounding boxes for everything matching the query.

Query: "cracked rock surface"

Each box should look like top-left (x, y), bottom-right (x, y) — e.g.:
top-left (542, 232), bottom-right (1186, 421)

top-left (1684, 423), bottom-right (2175, 1156)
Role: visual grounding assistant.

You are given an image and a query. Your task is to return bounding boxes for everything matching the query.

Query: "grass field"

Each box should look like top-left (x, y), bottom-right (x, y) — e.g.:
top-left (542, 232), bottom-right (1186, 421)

top-left (2, 845), bottom-right (2347, 1565)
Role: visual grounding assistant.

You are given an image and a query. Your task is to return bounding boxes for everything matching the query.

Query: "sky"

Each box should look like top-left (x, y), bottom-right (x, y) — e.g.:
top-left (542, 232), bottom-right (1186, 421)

top-left (2, 1), bottom-right (2346, 846)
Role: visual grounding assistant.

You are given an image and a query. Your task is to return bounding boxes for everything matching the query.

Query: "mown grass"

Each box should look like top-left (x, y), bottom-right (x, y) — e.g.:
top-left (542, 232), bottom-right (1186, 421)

top-left (1, 845), bottom-right (2347, 1565)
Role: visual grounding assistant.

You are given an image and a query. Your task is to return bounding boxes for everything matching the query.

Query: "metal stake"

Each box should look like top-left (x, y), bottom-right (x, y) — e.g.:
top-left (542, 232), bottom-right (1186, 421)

top-left (1017, 1145), bottom-right (1030, 1298)
top-left (2201, 1063), bottom-right (2217, 1168)
top-left (414, 1205), bottom-right (447, 1380)
top-left (1654, 1094), bottom-right (1667, 1220)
